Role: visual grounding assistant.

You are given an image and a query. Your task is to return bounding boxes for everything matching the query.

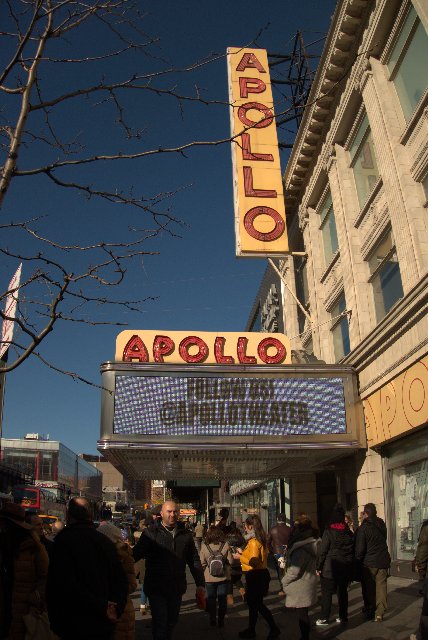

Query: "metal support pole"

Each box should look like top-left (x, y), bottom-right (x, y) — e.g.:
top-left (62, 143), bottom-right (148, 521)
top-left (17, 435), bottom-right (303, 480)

top-left (267, 258), bottom-right (313, 325)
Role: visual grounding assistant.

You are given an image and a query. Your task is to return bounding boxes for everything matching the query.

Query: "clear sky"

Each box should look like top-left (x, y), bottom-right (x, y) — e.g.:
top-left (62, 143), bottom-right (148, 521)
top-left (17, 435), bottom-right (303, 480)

top-left (1, 0), bottom-right (337, 455)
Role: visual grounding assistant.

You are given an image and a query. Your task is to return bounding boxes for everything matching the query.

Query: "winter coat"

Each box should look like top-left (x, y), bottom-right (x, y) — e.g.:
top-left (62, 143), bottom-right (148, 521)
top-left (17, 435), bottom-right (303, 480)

top-left (281, 536), bottom-right (318, 609)
top-left (317, 524), bottom-right (354, 581)
top-left (240, 537), bottom-right (268, 572)
top-left (1, 529), bottom-right (49, 640)
top-left (355, 517), bottom-right (391, 569)
top-left (268, 523), bottom-right (291, 555)
top-left (200, 541), bottom-right (233, 583)
top-left (47, 521), bottom-right (128, 639)
top-left (113, 542), bottom-right (137, 640)
top-left (416, 522), bottom-right (428, 571)
top-left (133, 520), bottom-right (205, 596)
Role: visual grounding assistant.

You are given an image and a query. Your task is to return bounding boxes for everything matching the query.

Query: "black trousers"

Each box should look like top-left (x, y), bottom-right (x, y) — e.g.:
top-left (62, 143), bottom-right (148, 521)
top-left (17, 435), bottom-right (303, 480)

top-left (149, 592), bottom-right (182, 640)
top-left (285, 607), bottom-right (310, 640)
top-left (320, 576), bottom-right (349, 621)
top-left (244, 570), bottom-right (277, 632)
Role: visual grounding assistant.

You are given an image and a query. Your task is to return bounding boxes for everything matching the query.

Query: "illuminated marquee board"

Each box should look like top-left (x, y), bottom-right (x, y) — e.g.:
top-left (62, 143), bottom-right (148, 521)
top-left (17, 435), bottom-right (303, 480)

top-left (227, 47), bottom-right (288, 257)
top-left (112, 373), bottom-right (347, 437)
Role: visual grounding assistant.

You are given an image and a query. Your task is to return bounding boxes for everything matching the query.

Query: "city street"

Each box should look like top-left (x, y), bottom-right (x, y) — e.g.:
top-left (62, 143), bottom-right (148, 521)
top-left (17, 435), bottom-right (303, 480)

top-left (133, 567), bottom-right (422, 640)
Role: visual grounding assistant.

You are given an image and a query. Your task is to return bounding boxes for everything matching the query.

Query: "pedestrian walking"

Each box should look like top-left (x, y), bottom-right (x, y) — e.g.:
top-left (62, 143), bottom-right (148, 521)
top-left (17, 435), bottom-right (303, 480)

top-left (233, 514), bottom-right (280, 639)
top-left (226, 521), bottom-right (246, 606)
top-left (281, 514), bottom-right (319, 640)
top-left (98, 522), bottom-right (137, 640)
top-left (47, 497), bottom-right (128, 640)
top-left (0, 502), bottom-right (49, 640)
top-left (133, 500), bottom-right (205, 640)
top-left (315, 504), bottom-right (354, 626)
top-left (195, 521), bottom-right (204, 551)
top-left (415, 520), bottom-right (428, 583)
top-left (267, 513), bottom-right (291, 595)
top-left (355, 502), bottom-right (391, 622)
top-left (199, 525), bottom-right (233, 627)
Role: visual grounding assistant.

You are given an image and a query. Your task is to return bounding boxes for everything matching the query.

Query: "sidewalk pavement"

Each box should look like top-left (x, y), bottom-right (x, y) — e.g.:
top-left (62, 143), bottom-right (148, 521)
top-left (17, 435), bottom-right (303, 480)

top-left (133, 567), bottom-right (423, 640)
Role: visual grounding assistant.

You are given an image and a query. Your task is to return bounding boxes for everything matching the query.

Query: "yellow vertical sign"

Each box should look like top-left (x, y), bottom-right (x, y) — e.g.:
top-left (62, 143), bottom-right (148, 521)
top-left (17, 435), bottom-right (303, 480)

top-left (227, 48), bottom-right (288, 257)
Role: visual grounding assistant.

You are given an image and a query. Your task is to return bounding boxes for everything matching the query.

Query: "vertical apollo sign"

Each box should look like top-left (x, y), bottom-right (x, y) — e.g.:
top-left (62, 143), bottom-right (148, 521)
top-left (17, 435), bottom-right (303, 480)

top-left (227, 48), bottom-right (288, 257)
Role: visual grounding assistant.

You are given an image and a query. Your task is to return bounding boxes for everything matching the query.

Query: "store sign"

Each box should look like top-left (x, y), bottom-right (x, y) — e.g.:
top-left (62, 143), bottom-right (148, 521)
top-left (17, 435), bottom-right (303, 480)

top-left (116, 330), bottom-right (291, 366)
top-left (364, 355), bottom-right (428, 446)
top-left (227, 47), bottom-right (288, 256)
top-left (112, 374), bottom-right (347, 437)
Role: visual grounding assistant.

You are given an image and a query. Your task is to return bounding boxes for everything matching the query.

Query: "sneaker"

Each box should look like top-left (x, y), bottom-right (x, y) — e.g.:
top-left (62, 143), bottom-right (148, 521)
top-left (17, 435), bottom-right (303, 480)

top-left (140, 604), bottom-right (147, 615)
top-left (375, 615), bottom-right (383, 622)
top-left (238, 630), bottom-right (256, 638)
top-left (315, 619), bottom-right (329, 626)
top-left (335, 618), bottom-right (348, 624)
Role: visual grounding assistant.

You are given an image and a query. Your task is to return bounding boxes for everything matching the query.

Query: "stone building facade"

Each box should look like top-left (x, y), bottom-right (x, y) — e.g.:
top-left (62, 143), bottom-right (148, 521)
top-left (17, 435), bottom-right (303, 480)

top-left (281, 0), bottom-right (428, 575)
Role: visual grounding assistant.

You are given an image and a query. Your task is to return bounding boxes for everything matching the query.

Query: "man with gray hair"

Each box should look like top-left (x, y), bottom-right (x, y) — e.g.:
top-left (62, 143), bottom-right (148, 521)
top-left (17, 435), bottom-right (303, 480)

top-left (133, 500), bottom-right (205, 640)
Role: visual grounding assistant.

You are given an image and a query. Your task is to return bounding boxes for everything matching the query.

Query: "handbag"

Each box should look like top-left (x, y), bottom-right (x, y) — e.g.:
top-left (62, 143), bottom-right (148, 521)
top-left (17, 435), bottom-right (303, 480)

top-left (23, 610), bottom-right (57, 640)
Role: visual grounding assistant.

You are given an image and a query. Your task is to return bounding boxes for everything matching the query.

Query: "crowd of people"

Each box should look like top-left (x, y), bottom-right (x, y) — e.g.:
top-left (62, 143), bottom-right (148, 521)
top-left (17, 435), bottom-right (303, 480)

top-left (0, 497), bottom-right (426, 640)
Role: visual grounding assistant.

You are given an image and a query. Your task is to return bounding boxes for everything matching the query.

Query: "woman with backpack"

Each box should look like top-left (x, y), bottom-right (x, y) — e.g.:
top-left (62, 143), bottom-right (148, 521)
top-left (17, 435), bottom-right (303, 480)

top-left (233, 515), bottom-right (280, 639)
top-left (199, 526), bottom-right (233, 628)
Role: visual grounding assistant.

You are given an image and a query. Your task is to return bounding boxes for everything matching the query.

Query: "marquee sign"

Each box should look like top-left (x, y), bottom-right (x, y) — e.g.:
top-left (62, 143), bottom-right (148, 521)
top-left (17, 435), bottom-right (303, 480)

top-left (116, 330), bottom-right (291, 366)
top-left (227, 47), bottom-right (288, 256)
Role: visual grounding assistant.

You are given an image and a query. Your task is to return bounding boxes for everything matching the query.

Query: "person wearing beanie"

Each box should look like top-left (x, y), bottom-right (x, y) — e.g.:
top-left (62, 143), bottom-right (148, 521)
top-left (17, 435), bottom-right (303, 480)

top-left (315, 504), bottom-right (354, 627)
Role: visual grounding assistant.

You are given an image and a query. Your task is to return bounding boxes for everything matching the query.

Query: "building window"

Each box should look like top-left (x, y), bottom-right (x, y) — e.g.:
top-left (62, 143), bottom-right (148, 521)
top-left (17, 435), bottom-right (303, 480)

top-left (387, 5), bottom-right (428, 123)
top-left (295, 256), bottom-right (310, 335)
top-left (350, 114), bottom-right (380, 208)
top-left (331, 294), bottom-right (350, 361)
top-left (319, 191), bottom-right (339, 266)
top-left (367, 228), bottom-right (404, 322)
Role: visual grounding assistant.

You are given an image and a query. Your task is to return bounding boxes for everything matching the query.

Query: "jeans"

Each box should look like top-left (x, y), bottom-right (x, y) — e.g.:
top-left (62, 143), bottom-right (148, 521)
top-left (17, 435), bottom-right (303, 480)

top-left (362, 567), bottom-right (388, 618)
top-left (206, 581), bottom-right (228, 623)
top-left (148, 592), bottom-right (182, 640)
top-left (141, 583), bottom-right (148, 605)
top-left (320, 576), bottom-right (349, 621)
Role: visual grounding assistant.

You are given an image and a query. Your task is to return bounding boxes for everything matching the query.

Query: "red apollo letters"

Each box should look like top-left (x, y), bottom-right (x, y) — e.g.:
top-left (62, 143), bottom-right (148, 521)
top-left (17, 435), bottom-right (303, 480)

top-left (122, 334), bottom-right (287, 365)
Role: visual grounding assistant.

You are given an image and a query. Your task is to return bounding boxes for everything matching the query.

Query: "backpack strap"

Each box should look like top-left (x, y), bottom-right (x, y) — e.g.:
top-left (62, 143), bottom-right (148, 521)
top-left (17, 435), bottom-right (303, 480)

top-left (219, 542), bottom-right (225, 554)
top-left (205, 543), bottom-right (213, 554)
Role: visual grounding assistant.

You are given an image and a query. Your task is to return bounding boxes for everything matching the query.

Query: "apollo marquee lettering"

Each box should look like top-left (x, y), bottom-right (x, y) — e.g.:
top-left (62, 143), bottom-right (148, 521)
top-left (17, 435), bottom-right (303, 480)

top-left (116, 330), bottom-right (292, 365)
top-left (227, 48), bottom-right (288, 256)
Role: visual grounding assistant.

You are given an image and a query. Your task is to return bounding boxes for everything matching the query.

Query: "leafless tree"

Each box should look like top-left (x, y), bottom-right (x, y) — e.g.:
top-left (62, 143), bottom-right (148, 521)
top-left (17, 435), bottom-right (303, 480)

top-left (0, 0), bottom-right (232, 378)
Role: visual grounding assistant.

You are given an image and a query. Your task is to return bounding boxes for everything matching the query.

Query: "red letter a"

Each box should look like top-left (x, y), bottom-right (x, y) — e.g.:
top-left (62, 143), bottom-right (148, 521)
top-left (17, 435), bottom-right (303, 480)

top-left (122, 335), bottom-right (149, 362)
top-left (236, 53), bottom-right (266, 73)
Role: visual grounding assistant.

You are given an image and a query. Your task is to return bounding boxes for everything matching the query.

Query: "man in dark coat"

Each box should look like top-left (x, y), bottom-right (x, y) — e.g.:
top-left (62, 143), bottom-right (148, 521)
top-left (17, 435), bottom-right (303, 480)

top-left (316, 504), bottom-right (354, 625)
top-left (355, 502), bottom-right (390, 622)
top-left (267, 513), bottom-right (291, 594)
top-left (133, 500), bottom-right (205, 640)
top-left (47, 497), bottom-right (128, 640)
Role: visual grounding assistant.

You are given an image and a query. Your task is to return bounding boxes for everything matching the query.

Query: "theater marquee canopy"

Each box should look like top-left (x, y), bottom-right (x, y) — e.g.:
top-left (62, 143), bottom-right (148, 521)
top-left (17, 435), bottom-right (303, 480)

top-left (98, 358), bottom-right (365, 480)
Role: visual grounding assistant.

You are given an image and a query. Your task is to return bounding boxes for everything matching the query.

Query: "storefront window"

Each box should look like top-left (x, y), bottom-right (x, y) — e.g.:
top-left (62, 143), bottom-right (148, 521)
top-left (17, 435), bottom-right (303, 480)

top-left (391, 458), bottom-right (428, 561)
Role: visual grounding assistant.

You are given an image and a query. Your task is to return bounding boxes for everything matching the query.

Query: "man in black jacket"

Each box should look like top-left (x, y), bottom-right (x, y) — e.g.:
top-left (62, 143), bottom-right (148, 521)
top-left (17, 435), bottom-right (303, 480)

top-left (355, 503), bottom-right (391, 622)
top-left (133, 500), bottom-right (205, 640)
top-left (47, 497), bottom-right (128, 640)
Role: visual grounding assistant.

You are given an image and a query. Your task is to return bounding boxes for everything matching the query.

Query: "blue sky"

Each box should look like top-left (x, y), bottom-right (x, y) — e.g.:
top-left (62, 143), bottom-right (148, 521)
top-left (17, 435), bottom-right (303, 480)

top-left (1, 0), bottom-right (336, 454)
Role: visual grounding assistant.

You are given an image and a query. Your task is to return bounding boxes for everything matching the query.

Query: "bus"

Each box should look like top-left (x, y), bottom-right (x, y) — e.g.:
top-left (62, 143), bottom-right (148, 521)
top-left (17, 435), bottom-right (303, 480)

top-left (12, 484), bottom-right (66, 521)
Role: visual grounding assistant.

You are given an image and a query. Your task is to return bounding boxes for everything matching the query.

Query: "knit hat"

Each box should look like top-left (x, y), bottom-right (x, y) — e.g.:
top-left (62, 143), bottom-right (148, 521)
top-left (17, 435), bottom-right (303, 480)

top-left (0, 502), bottom-right (33, 529)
